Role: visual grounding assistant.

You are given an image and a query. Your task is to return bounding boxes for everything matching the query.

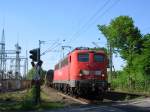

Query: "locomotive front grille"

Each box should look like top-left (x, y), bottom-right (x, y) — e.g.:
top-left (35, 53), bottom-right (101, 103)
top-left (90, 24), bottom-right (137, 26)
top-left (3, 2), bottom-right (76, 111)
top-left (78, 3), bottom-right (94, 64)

top-left (76, 80), bottom-right (107, 88)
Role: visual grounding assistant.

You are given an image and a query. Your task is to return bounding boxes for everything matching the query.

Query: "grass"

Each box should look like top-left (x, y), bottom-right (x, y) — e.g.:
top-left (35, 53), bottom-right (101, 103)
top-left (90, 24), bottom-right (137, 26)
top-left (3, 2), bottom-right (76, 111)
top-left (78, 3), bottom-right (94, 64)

top-left (0, 90), bottom-right (26, 101)
top-left (21, 101), bottom-right (64, 111)
top-left (0, 101), bottom-right (63, 111)
top-left (112, 86), bottom-right (150, 96)
top-left (0, 87), bottom-right (64, 111)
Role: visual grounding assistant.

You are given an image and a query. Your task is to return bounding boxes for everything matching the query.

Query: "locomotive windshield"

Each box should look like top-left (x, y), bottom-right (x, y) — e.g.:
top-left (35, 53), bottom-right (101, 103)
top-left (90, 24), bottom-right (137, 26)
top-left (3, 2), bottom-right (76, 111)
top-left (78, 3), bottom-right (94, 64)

top-left (94, 54), bottom-right (104, 62)
top-left (78, 53), bottom-right (89, 62)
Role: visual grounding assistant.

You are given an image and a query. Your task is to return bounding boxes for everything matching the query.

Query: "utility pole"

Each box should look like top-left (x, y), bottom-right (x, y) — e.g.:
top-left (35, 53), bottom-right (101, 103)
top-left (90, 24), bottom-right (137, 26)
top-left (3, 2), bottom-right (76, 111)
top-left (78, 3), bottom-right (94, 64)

top-left (109, 43), bottom-right (113, 83)
top-left (61, 46), bottom-right (72, 58)
top-left (0, 28), bottom-right (6, 79)
top-left (107, 39), bottom-right (113, 84)
top-left (36, 40), bottom-right (42, 104)
top-left (15, 43), bottom-right (21, 79)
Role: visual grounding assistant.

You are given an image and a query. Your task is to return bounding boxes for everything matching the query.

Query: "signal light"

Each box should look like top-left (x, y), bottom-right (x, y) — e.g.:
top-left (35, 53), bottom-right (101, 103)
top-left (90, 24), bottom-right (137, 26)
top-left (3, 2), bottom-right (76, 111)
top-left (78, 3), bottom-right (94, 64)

top-left (31, 61), bottom-right (35, 67)
top-left (29, 48), bottom-right (40, 62)
top-left (37, 60), bottom-right (43, 67)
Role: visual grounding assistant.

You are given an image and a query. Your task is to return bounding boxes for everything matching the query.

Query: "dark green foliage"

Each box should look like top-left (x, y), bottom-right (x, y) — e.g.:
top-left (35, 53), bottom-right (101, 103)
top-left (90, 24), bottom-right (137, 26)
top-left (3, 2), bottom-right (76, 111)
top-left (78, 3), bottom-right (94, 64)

top-left (130, 34), bottom-right (150, 77)
top-left (26, 68), bottom-right (36, 80)
top-left (141, 34), bottom-right (150, 75)
top-left (21, 88), bottom-right (64, 110)
top-left (98, 16), bottom-right (142, 60)
top-left (111, 71), bottom-right (150, 93)
top-left (98, 16), bottom-right (150, 93)
top-left (89, 47), bottom-right (108, 54)
top-left (0, 89), bottom-right (64, 111)
top-left (26, 68), bottom-right (46, 80)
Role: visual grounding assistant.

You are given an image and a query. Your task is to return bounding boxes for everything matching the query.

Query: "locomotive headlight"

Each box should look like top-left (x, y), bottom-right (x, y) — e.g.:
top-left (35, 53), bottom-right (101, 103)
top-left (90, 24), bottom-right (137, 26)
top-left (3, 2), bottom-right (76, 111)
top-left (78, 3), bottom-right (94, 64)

top-left (79, 74), bottom-right (83, 76)
top-left (101, 74), bottom-right (105, 77)
top-left (95, 70), bottom-right (101, 75)
top-left (82, 70), bottom-right (90, 75)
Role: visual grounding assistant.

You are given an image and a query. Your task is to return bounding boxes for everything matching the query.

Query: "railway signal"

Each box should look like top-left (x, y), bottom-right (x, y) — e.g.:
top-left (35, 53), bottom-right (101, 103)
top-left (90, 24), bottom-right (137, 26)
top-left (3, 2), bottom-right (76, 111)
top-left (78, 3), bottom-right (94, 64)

top-left (29, 48), bottom-right (40, 62)
top-left (29, 47), bottom-right (42, 105)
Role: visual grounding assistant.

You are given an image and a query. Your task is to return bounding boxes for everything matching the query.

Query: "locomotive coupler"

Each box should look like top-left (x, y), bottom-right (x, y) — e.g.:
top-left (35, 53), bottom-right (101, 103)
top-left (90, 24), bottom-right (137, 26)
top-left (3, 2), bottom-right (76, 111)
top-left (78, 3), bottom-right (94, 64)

top-left (92, 83), bottom-right (95, 91)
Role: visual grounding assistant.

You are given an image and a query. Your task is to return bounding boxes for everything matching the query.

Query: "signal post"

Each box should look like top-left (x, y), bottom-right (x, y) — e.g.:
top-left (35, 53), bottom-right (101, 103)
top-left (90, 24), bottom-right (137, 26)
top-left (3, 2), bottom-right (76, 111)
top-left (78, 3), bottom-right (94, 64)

top-left (29, 48), bottom-right (42, 104)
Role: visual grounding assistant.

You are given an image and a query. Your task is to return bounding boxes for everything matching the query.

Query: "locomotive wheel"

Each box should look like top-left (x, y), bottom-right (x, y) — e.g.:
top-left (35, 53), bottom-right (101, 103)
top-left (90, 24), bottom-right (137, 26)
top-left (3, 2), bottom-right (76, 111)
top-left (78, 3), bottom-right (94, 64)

top-left (66, 85), bottom-right (69, 94)
top-left (98, 91), bottom-right (104, 101)
top-left (99, 94), bottom-right (104, 101)
top-left (70, 87), bottom-right (75, 96)
top-left (63, 84), bottom-right (68, 94)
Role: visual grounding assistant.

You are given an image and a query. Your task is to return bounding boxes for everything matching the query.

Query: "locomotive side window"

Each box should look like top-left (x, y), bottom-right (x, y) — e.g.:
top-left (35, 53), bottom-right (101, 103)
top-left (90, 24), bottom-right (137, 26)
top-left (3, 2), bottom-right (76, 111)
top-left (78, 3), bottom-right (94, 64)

top-left (69, 56), bottom-right (71, 62)
top-left (94, 54), bottom-right (104, 62)
top-left (61, 57), bottom-right (68, 67)
top-left (78, 53), bottom-right (89, 62)
top-left (55, 64), bottom-right (59, 70)
top-left (55, 57), bottom-right (68, 70)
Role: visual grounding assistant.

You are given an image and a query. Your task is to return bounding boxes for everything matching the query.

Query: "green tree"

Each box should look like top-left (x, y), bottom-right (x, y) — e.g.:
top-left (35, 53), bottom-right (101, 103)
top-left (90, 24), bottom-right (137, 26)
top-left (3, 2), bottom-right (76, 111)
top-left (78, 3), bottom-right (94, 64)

top-left (97, 16), bottom-right (149, 91)
top-left (26, 68), bottom-right (36, 80)
top-left (98, 16), bottom-right (142, 60)
top-left (26, 68), bottom-right (46, 80)
top-left (89, 47), bottom-right (108, 54)
top-left (134, 34), bottom-right (150, 76)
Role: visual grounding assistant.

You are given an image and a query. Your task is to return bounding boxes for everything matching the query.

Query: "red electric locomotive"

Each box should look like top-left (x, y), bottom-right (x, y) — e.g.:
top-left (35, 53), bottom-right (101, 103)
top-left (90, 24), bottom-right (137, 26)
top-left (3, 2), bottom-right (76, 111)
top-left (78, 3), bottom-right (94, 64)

top-left (53, 47), bottom-right (108, 100)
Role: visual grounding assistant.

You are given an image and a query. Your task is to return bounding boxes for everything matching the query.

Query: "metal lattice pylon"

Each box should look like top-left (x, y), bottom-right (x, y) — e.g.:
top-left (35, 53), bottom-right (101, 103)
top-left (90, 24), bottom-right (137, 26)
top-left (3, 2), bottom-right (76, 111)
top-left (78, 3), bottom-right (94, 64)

top-left (0, 28), bottom-right (6, 79)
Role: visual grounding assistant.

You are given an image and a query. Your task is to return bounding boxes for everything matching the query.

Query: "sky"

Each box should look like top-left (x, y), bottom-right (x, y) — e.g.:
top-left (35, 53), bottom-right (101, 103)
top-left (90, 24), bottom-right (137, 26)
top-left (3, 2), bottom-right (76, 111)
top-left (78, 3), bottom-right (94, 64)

top-left (0, 0), bottom-right (150, 71)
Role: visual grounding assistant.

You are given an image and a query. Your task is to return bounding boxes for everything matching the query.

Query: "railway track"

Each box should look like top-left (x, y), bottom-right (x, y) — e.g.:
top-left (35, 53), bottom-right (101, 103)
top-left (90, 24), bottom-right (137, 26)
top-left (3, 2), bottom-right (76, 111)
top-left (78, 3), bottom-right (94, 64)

top-left (44, 86), bottom-right (105, 104)
top-left (58, 92), bottom-right (90, 104)
top-left (58, 92), bottom-right (104, 104)
top-left (105, 91), bottom-right (148, 101)
top-left (49, 86), bottom-right (146, 105)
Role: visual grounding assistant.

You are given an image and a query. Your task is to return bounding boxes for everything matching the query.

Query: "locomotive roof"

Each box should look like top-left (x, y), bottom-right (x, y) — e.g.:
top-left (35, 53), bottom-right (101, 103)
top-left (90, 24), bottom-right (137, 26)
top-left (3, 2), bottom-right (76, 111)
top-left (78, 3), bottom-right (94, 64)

top-left (70, 47), bottom-right (105, 54)
top-left (55, 47), bottom-right (106, 65)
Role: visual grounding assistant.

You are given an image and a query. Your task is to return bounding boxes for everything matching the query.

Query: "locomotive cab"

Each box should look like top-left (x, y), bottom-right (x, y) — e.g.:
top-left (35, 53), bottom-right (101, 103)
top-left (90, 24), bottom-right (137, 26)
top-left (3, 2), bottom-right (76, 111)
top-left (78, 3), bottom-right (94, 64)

top-left (69, 49), bottom-right (108, 96)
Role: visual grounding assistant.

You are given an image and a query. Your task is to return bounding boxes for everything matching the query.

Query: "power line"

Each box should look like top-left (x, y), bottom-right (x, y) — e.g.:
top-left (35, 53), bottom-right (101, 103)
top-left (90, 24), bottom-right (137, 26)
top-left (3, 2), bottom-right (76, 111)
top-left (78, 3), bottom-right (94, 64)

top-left (68, 0), bottom-right (121, 45)
top-left (41, 39), bottom-right (66, 56)
top-left (41, 1), bottom-right (112, 54)
top-left (80, 0), bottom-right (121, 35)
top-left (41, 42), bottom-right (60, 56)
top-left (67, 0), bottom-right (111, 44)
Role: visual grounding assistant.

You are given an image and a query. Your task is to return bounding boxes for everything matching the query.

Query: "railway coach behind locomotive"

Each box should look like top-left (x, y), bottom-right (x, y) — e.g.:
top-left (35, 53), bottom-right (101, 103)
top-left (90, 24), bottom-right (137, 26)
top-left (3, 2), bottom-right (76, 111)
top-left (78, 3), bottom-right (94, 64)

top-left (53, 47), bottom-right (108, 100)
